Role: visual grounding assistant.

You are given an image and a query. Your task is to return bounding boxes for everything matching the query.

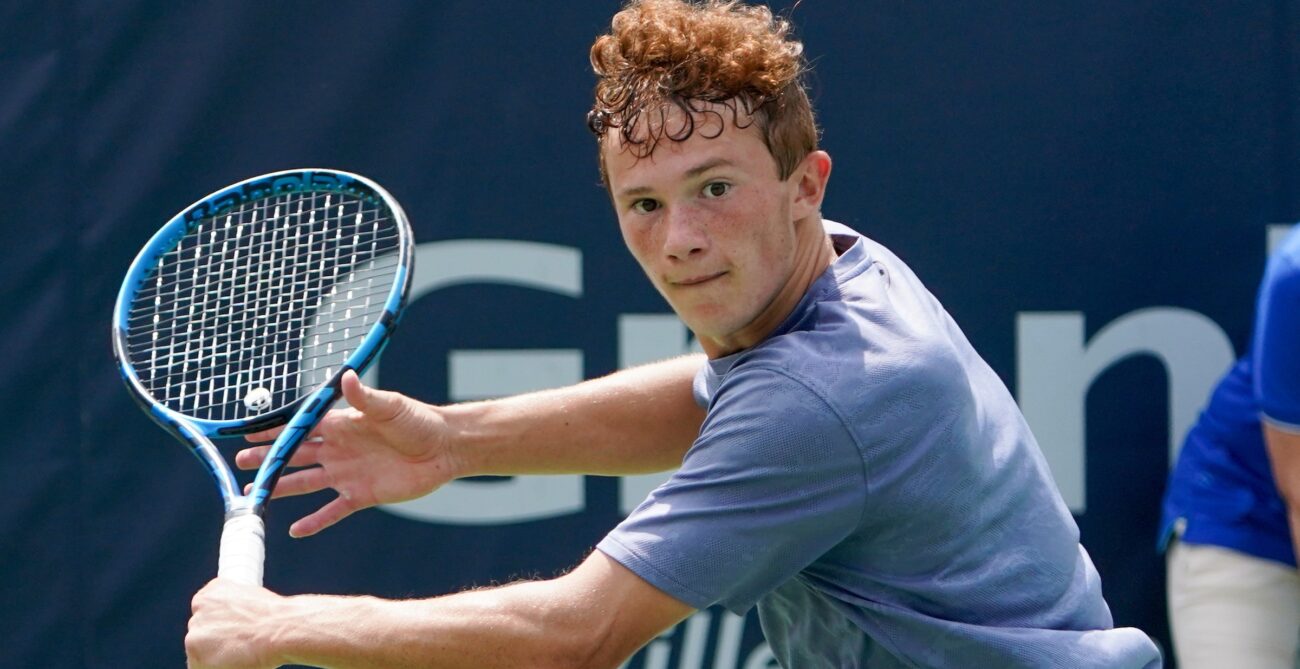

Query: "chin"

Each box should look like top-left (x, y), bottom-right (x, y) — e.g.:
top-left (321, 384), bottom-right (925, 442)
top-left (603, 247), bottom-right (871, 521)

top-left (684, 317), bottom-right (742, 342)
top-left (677, 302), bottom-right (753, 337)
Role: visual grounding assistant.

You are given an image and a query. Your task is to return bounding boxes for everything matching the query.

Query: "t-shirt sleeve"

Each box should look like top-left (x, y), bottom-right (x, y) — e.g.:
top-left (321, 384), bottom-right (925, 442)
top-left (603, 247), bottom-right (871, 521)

top-left (597, 366), bottom-right (867, 614)
top-left (1255, 238), bottom-right (1300, 430)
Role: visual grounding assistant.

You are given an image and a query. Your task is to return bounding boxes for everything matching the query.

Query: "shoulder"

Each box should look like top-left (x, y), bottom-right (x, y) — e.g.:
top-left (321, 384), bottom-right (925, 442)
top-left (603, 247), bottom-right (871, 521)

top-left (709, 329), bottom-right (969, 463)
top-left (1263, 232), bottom-right (1300, 293)
top-left (692, 362), bottom-right (864, 472)
top-left (1255, 229), bottom-right (1300, 424)
top-left (683, 364), bottom-right (869, 531)
top-left (706, 362), bottom-right (848, 436)
top-left (713, 304), bottom-right (980, 473)
top-left (740, 311), bottom-right (969, 414)
top-left (1257, 232), bottom-right (1300, 335)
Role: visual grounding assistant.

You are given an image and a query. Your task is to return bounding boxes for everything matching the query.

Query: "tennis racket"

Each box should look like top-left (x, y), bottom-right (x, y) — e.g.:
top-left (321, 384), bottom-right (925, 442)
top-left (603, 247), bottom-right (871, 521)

top-left (112, 168), bottom-right (413, 586)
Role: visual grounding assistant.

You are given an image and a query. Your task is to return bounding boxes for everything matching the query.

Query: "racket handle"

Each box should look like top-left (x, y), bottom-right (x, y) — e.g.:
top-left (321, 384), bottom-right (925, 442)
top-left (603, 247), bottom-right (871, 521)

top-left (218, 513), bottom-right (266, 586)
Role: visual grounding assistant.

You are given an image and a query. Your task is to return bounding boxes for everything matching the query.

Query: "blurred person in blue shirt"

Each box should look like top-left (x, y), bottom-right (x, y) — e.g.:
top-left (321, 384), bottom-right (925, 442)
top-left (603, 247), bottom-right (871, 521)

top-left (1160, 225), bottom-right (1300, 668)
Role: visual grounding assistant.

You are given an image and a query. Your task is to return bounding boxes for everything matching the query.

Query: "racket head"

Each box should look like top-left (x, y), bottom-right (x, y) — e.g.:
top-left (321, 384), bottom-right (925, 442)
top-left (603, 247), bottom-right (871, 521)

top-left (112, 168), bottom-right (413, 506)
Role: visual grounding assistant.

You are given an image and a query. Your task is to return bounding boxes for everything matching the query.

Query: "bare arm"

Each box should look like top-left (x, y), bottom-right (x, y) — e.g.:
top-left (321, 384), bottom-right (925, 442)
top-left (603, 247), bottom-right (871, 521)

top-left (186, 552), bottom-right (695, 669)
top-left (239, 354), bottom-right (707, 536)
top-left (446, 353), bottom-right (707, 477)
top-left (1264, 421), bottom-right (1300, 564)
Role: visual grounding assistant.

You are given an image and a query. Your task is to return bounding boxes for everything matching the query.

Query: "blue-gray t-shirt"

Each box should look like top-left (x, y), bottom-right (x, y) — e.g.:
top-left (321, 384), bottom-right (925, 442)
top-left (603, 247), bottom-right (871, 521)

top-left (597, 221), bottom-right (1161, 668)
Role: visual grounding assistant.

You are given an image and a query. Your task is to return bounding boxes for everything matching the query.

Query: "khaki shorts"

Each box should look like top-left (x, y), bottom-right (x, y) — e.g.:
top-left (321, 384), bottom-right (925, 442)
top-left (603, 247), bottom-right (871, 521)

top-left (1168, 539), bottom-right (1300, 669)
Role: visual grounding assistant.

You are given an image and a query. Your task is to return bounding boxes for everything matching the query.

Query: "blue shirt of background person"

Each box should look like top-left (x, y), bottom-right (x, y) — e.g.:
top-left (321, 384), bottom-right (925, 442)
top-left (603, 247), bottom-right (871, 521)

top-left (1160, 225), bottom-right (1300, 565)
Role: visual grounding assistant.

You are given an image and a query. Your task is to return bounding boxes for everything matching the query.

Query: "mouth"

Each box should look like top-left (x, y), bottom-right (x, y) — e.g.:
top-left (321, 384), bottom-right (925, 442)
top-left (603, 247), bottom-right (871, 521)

top-left (671, 271), bottom-right (727, 287)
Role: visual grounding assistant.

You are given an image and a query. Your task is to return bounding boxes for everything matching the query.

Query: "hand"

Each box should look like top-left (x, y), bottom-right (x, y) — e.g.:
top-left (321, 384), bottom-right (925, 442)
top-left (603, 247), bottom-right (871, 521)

top-left (186, 579), bottom-right (284, 669)
top-left (239, 370), bottom-right (464, 537)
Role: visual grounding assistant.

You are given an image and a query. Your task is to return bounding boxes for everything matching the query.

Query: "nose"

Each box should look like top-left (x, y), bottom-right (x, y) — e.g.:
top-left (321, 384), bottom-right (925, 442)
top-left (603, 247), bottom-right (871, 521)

top-left (662, 206), bottom-right (707, 261)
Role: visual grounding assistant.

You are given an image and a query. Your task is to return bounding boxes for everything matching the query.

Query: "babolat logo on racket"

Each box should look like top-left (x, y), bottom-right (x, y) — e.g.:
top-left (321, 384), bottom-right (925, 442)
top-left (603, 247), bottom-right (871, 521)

top-left (184, 170), bottom-right (381, 223)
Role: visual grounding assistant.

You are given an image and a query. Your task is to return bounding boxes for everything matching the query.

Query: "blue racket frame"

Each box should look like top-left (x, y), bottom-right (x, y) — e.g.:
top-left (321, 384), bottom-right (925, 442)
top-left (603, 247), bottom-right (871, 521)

top-left (112, 169), bottom-right (413, 519)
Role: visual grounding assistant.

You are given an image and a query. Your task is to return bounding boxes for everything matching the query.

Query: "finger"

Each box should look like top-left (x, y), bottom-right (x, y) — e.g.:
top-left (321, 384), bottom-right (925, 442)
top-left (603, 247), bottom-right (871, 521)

top-left (289, 496), bottom-right (359, 538)
top-left (235, 439), bottom-right (323, 471)
top-left (235, 445), bottom-right (270, 470)
top-left (243, 424), bottom-right (286, 443)
top-left (243, 412), bottom-right (339, 444)
top-left (190, 579), bottom-right (220, 613)
top-left (244, 467), bottom-right (333, 498)
top-left (340, 370), bottom-right (371, 412)
top-left (342, 369), bottom-right (404, 422)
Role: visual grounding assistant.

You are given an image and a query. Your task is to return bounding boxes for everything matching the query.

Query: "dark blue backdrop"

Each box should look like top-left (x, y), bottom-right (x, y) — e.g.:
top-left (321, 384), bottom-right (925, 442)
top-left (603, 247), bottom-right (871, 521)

top-left (2, 1), bottom-right (1297, 667)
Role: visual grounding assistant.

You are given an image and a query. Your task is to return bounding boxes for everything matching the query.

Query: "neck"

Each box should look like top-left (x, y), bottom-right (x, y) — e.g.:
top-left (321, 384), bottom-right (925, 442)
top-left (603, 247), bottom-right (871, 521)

top-left (700, 216), bottom-right (835, 358)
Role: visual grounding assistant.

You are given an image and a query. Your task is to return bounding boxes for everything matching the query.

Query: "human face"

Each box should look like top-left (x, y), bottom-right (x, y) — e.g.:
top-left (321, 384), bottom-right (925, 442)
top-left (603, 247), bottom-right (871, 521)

top-left (604, 106), bottom-right (830, 357)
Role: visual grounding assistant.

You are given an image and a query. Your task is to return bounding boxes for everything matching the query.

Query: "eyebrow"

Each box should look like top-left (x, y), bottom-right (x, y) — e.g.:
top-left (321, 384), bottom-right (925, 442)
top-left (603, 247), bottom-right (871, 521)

top-left (615, 158), bottom-right (736, 199)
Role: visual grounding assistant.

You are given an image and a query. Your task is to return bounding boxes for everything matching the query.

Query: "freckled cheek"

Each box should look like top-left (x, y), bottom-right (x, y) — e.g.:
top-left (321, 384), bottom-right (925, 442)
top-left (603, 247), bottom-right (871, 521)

top-left (710, 216), bottom-right (766, 266)
top-left (619, 223), bottom-right (659, 271)
top-left (694, 212), bottom-right (743, 252)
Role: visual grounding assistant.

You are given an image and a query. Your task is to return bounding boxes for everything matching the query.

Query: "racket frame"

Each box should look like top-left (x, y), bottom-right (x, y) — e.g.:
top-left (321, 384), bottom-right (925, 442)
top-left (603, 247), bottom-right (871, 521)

top-left (112, 168), bottom-right (412, 525)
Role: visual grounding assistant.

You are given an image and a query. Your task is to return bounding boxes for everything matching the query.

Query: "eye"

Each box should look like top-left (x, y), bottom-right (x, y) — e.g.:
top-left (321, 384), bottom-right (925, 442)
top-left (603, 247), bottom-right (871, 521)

top-left (702, 182), bottom-right (731, 199)
top-left (631, 198), bottom-right (660, 214)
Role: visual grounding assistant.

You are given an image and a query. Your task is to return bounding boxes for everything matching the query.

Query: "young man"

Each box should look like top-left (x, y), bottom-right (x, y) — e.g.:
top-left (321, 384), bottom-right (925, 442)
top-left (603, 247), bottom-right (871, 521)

top-left (186, 1), bottom-right (1162, 666)
top-left (1159, 225), bottom-right (1300, 668)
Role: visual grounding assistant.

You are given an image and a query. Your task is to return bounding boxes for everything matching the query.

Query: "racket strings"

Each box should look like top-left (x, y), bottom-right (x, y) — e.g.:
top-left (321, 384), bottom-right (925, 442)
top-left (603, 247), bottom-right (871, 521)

top-left (129, 299), bottom-right (392, 407)
top-left (144, 222), bottom-right (401, 266)
top-left (125, 262), bottom-right (398, 330)
top-left (126, 189), bottom-right (401, 421)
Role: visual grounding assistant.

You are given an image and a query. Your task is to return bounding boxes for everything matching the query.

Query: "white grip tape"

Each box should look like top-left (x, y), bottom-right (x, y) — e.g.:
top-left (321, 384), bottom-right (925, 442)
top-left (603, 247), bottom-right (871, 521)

top-left (218, 514), bottom-right (266, 586)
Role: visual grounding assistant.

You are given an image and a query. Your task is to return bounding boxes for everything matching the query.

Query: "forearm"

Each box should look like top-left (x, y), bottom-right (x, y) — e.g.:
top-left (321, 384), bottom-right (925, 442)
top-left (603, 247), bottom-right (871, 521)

top-left (444, 354), bottom-right (707, 477)
top-left (270, 581), bottom-right (613, 669)
top-left (1263, 422), bottom-right (1300, 567)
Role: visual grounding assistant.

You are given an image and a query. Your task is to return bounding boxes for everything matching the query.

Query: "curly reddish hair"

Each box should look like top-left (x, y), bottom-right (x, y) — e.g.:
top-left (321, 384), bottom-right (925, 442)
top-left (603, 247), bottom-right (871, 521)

top-left (587, 0), bottom-right (819, 182)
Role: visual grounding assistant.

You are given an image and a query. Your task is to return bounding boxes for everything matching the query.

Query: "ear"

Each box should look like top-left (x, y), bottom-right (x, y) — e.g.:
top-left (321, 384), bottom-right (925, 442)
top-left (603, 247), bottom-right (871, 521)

top-left (789, 150), bottom-right (832, 220)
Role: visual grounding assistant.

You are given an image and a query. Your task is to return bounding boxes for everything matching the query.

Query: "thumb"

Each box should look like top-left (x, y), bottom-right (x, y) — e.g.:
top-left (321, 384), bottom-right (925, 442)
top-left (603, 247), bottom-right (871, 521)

top-left (340, 369), bottom-right (404, 421)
